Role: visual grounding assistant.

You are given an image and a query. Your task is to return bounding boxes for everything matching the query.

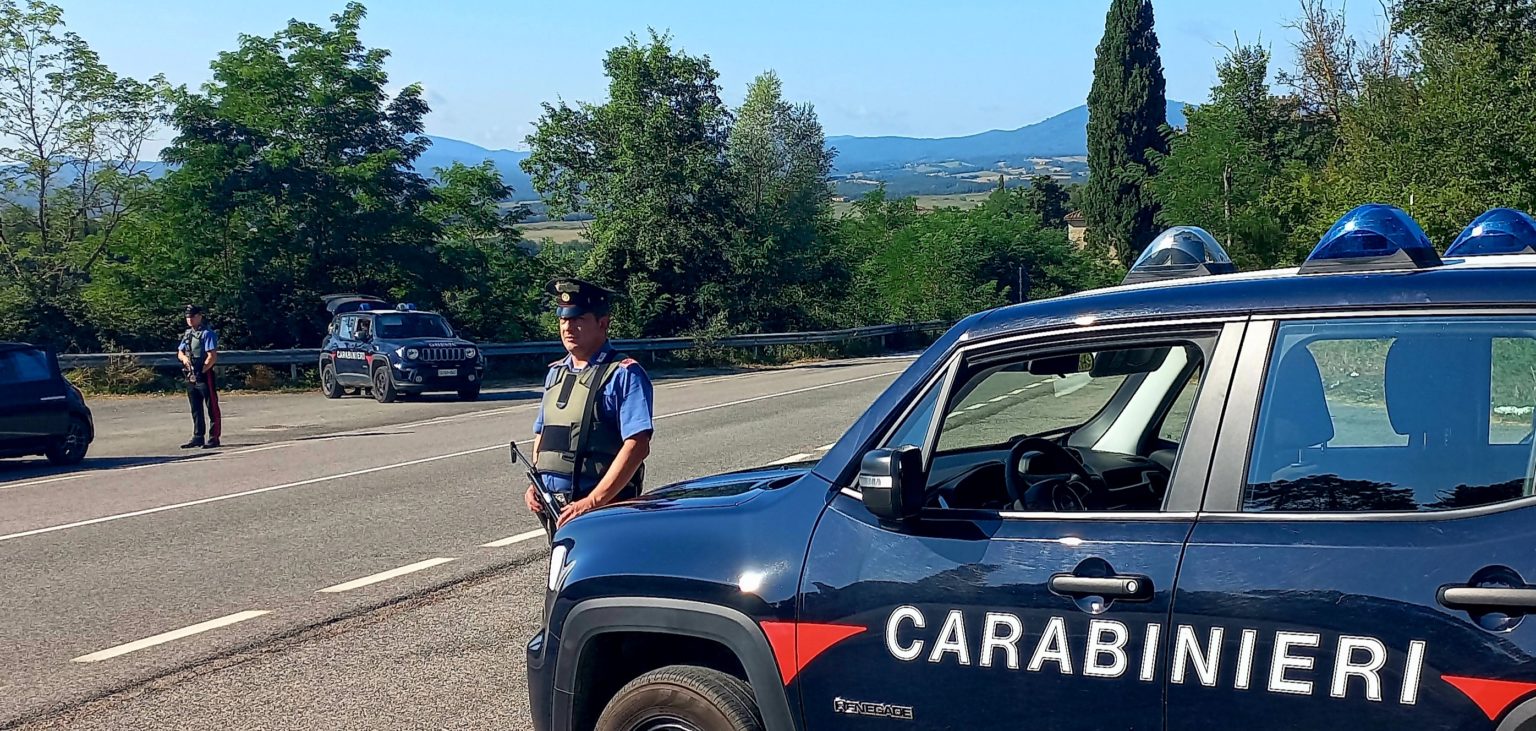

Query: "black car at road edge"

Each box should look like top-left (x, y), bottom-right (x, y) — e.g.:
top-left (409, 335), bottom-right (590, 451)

top-left (317, 294), bottom-right (486, 403)
top-left (0, 342), bottom-right (94, 466)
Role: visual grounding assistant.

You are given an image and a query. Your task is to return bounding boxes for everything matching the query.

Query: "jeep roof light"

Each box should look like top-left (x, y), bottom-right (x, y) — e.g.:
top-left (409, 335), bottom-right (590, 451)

top-left (1122, 226), bottom-right (1236, 285)
top-left (1299, 203), bottom-right (1441, 274)
top-left (1445, 207), bottom-right (1536, 258)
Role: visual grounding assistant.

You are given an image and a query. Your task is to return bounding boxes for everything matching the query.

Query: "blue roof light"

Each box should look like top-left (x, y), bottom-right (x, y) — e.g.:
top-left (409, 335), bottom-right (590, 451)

top-left (1299, 203), bottom-right (1440, 274)
top-left (1122, 226), bottom-right (1236, 284)
top-left (1445, 207), bottom-right (1536, 257)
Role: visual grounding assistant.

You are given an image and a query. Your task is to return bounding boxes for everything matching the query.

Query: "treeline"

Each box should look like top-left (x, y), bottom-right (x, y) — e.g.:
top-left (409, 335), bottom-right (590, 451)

top-left (0, 2), bottom-right (1114, 352)
top-left (12, 0), bottom-right (1524, 356)
top-left (1110, 0), bottom-right (1536, 271)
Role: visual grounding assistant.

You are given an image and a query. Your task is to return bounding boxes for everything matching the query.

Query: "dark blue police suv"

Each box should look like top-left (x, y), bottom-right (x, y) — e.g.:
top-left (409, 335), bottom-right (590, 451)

top-left (317, 295), bottom-right (485, 403)
top-left (525, 204), bottom-right (1536, 731)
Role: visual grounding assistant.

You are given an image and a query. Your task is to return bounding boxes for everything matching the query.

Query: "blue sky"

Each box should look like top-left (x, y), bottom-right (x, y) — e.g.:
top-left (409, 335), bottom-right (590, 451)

top-left (60, 0), bottom-right (1387, 157)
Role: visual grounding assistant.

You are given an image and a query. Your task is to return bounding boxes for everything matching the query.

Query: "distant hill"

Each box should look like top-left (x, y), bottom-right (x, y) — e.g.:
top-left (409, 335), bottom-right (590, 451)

top-left (414, 135), bottom-right (535, 199)
top-left (826, 100), bottom-right (1189, 174)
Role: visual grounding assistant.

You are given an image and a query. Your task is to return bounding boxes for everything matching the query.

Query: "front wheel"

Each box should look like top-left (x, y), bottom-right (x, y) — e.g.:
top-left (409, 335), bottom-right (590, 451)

top-left (320, 363), bottom-right (343, 399)
top-left (457, 383), bottom-right (481, 401)
top-left (372, 365), bottom-right (398, 403)
top-left (595, 665), bottom-right (763, 731)
top-left (45, 415), bottom-right (90, 466)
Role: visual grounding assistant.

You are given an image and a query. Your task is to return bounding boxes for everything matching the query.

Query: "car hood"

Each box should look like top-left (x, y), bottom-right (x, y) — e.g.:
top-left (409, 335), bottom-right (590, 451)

top-left (619, 463), bottom-right (816, 513)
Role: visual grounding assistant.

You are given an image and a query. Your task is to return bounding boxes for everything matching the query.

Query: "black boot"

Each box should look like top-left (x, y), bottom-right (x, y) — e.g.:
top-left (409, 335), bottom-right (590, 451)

top-left (202, 439), bottom-right (221, 449)
top-left (181, 438), bottom-right (203, 449)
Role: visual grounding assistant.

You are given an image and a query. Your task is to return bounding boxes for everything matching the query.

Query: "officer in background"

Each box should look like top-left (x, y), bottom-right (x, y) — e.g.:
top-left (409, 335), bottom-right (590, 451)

top-left (177, 305), bottom-right (222, 449)
top-left (524, 278), bottom-right (655, 528)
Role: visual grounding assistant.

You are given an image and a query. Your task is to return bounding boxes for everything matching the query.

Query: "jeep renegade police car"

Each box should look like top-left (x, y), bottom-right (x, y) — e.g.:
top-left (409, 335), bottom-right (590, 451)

top-left (318, 294), bottom-right (485, 402)
top-left (525, 204), bottom-right (1536, 731)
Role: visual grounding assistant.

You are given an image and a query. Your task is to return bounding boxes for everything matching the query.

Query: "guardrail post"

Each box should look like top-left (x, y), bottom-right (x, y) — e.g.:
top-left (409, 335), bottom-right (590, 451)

top-left (291, 363), bottom-right (298, 380)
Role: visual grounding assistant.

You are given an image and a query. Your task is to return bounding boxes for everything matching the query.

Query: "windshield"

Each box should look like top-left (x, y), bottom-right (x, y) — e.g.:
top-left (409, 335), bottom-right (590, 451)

top-left (373, 313), bottom-right (453, 339)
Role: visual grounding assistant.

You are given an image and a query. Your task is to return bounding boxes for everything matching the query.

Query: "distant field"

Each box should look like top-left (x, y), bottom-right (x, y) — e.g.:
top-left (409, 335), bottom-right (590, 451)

top-left (832, 193), bottom-right (989, 215)
top-left (520, 220), bottom-right (590, 244)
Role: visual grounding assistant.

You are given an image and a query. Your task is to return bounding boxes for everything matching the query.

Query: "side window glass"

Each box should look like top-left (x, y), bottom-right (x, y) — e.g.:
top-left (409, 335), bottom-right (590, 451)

top-left (920, 340), bottom-right (1207, 514)
top-left (336, 317), bottom-right (355, 340)
top-left (1245, 318), bottom-right (1536, 513)
top-left (0, 350), bottom-right (53, 384)
top-left (1157, 367), bottom-right (1203, 443)
top-left (882, 382), bottom-right (942, 451)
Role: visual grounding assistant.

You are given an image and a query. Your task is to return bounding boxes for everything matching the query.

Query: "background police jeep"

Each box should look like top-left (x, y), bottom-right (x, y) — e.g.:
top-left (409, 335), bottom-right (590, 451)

top-left (317, 294), bottom-right (485, 403)
top-left (526, 205), bottom-right (1536, 731)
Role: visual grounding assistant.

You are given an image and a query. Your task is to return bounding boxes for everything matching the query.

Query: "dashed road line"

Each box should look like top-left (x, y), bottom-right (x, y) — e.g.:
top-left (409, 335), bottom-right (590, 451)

top-left (816, 443), bottom-right (836, 451)
top-left (988, 395), bottom-right (1009, 403)
top-left (964, 403), bottom-right (987, 411)
top-left (482, 529), bottom-right (546, 548)
top-left (71, 610), bottom-right (271, 663)
top-left (1025, 382), bottom-right (1045, 389)
top-left (317, 557), bottom-right (457, 594)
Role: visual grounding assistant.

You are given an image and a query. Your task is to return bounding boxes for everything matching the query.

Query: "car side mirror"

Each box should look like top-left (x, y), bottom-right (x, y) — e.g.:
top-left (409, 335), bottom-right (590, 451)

top-left (859, 446), bottom-right (926, 524)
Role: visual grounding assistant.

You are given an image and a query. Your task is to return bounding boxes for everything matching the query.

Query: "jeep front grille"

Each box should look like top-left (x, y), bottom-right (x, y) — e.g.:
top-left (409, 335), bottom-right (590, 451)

top-left (421, 347), bottom-right (467, 362)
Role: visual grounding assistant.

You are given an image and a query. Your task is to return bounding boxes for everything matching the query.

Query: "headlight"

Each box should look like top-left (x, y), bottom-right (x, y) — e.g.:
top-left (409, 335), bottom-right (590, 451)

top-left (404, 348), bottom-right (420, 360)
top-left (548, 543), bottom-right (569, 591)
top-left (464, 347), bottom-right (477, 359)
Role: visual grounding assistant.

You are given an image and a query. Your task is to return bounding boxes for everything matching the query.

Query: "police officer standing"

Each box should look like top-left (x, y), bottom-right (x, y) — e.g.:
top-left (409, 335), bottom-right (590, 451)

top-left (524, 279), bottom-right (655, 528)
top-left (177, 305), bottom-right (222, 449)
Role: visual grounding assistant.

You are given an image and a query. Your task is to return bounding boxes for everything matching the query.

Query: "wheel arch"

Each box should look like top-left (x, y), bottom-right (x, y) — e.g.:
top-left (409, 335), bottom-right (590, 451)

top-left (555, 597), bottom-right (795, 731)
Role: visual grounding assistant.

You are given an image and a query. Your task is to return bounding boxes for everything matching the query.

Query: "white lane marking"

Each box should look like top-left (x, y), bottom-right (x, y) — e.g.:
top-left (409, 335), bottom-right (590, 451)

top-left (965, 403), bottom-right (986, 411)
top-left (71, 610), bottom-right (270, 663)
top-left (317, 557), bottom-right (456, 593)
top-left (482, 529), bottom-right (546, 547)
top-left (0, 446), bottom-right (510, 543)
top-left (816, 443), bottom-right (836, 451)
top-left (769, 453), bottom-right (814, 465)
top-left (227, 444), bottom-right (292, 455)
top-left (988, 395), bottom-right (1009, 403)
top-left (0, 472), bottom-right (91, 490)
top-left (1024, 382), bottom-right (1045, 389)
top-left (1008, 388), bottom-right (1026, 395)
top-left (390, 404), bottom-right (535, 430)
top-left (1, 371), bottom-right (900, 542)
top-left (663, 372), bottom-right (759, 390)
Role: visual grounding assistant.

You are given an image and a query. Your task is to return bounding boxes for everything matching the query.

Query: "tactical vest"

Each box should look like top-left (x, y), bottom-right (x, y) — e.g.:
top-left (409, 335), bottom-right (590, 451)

top-left (181, 327), bottom-right (209, 368)
top-left (535, 351), bottom-right (642, 495)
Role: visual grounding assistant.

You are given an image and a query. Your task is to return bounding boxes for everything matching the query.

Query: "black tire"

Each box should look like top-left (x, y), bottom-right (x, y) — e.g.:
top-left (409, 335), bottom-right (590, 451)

top-left (457, 383), bottom-right (481, 401)
top-left (320, 363), bottom-right (343, 399)
top-left (45, 415), bottom-right (90, 466)
top-left (595, 665), bottom-right (763, 731)
top-left (371, 365), bottom-right (398, 403)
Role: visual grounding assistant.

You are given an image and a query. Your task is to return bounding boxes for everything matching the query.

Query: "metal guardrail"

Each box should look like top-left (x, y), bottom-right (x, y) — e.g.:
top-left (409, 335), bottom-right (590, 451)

top-left (54, 321), bottom-right (949, 370)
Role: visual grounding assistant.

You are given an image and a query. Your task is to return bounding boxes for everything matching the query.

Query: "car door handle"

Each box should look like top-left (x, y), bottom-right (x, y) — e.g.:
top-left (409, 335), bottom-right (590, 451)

top-left (1437, 586), bottom-right (1536, 610)
top-left (1049, 574), bottom-right (1150, 599)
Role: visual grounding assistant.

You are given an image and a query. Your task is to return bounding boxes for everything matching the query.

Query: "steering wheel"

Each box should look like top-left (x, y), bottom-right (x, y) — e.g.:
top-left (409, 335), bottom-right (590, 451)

top-left (1004, 437), bottom-right (1095, 511)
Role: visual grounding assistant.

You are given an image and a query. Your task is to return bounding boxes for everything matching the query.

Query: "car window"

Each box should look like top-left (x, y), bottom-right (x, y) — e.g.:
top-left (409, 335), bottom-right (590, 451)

top-left (374, 313), bottom-right (452, 339)
top-left (1157, 368), bottom-right (1202, 443)
top-left (0, 349), bottom-right (54, 384)
top-left (1245, 317), bottom-right (1536, 513)
top-left (881, 338), bottom-right (1209, 514)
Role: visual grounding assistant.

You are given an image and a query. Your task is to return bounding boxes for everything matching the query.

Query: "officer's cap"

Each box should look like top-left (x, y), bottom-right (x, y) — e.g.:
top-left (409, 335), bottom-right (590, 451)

top-left (547, 278), bottom-right (614, 318)
top-left (184, 304), bottom-right (204, 316)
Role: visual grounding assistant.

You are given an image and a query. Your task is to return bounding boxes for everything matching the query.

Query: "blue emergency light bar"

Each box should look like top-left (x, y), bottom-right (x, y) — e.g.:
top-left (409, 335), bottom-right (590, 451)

top-left (1122, 226), bottom-right (1236, 284)
top-left (396, 303), bottom-right (417, 311)
top-left (1445, 207), bottom-right (1536, 257)
top-left (1298, 203), bottom-right (1440, 274)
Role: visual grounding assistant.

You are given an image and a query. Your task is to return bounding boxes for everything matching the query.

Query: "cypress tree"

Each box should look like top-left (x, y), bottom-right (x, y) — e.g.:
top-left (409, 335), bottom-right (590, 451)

top-left (1084, 0), bottom-right (1169, 266)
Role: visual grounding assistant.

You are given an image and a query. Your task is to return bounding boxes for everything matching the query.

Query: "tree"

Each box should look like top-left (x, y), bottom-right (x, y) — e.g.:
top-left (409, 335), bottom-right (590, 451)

top-left (426, 161), bottom-right (545, 342)
top-left (724, 70), bottom-right (840, 331)
top-left (523, 31), bottom-right (738, 337)
top-left (1019, 175), bottom-right (1071, 229)
top-left (0, 0), bottom-right (169, 349)
top-left (1082, 0), bottom-right (1170, 266)
top-left (105, 3), bottom-right (445, 349)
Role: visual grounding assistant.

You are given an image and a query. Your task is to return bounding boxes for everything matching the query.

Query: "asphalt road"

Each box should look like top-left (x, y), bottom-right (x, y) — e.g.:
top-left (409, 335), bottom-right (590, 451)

top-left (0, 355), bottom-right (915, 730)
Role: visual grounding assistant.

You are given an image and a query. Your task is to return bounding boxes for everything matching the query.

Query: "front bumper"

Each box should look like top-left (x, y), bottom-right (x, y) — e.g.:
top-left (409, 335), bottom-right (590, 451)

top-left (391, 361), bottom-right (483, 391)
top-left (527, 628), bottom-right (557, 731)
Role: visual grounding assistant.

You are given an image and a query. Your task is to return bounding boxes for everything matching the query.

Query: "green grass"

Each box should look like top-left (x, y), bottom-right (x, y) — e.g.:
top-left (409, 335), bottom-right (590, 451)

top-left (519, 220), bottom-right (591, 244)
